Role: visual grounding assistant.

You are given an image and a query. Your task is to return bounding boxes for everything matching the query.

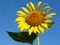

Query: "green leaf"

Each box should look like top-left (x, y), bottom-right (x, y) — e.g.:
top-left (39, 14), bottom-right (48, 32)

top-left (7, 31), bottom-right (37, 44)
top-left (47, 21), bottom-right (55, 28)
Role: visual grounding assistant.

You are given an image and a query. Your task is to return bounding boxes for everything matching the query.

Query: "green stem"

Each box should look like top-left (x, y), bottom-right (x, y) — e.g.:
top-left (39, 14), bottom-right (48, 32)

top-left (37, 35), bottom-right (40, 45)
top-left (31, 43), bottom-right (33, 45)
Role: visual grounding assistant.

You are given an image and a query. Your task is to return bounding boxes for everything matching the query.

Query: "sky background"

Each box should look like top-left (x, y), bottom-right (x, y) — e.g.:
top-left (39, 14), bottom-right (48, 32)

top-left (0, 0), bottom-right (60, 45)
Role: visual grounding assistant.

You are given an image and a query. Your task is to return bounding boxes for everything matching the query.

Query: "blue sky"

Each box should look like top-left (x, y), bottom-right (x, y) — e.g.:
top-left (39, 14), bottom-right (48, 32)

top-left (0, 0), bottom-right (60, 45)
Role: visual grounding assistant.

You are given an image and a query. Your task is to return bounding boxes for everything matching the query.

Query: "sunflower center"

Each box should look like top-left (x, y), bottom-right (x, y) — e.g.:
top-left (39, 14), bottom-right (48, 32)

top-left (25, 11), bottom-right (44, 26)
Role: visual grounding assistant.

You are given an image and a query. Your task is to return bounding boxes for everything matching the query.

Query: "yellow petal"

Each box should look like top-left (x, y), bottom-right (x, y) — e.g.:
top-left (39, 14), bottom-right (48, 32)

top-left (43, 6), bottom-right (51, 10)
top-left (28, 27), bottom-right (34, 35)
top-left (34, 26), bottom-right (40, 34)
top-left (20, 26), bottom-right (25, 32)
top-left (19, 23), bottom-right (30, 32)
top-left (21, 7), bottom-right (29, 14)
top-left (38, 25), bottom-right (44, 34)
top-left (15, 17), bottom-right (25, 22)
top-left (43, 20), bottom-right (53, 23)
top-left (17, 21), bottom-right (25, 25)
top-left (41, 23), bottom-right (48, 29)
top-left (26, 3), bottom-right (32, 11)
top-left (40, 3), bottom-right (47, 10)
top-left (45, 12), bottom-right (56, 18)
top-left (18, 25), bottom-right (21, 29)
top-left (18, 25), bottom-right (23, 29)
top-left (44, 8), bottom-right (52, 15)
top-left (30, 2), bottom-right (35, 10)
top-left (16, 13), bottom-right (26, 17)
top-left (24, 23), bottom-right (30, 29)
top-left (18, 22), bottom-right (25, 28)
top-left (17, 10), bottom-right (26, 15)
top-left (36, 2), bottom-right (42, 8)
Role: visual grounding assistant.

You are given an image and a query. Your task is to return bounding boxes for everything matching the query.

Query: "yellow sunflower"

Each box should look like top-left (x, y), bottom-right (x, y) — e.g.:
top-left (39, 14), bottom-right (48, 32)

top-left (15, 2), bottom-right (56, 35)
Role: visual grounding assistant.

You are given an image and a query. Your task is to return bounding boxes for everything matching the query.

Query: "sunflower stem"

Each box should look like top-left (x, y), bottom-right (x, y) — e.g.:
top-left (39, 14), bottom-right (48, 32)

top-left (37, 34), bottom-right (40, 45)
top-left (31, 43), bottom-right (33, 45)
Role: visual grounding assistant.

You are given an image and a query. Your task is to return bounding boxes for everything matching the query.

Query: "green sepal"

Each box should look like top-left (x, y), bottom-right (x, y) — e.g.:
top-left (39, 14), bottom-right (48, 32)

top-left (47, 21), bottom-right (55, 28)
top-left (7, 31), bottom-right (37, 44)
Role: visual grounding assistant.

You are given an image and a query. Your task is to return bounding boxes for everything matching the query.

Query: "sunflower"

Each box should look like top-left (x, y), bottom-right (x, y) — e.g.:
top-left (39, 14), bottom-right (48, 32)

top-left (15, 2), bottom-right (56, 35)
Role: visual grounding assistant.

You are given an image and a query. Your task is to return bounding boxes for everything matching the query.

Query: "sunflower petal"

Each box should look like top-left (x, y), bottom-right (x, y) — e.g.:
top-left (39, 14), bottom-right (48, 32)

top-left (18, 25), bottom-right (21, 28)
top-left (38, 25), bottom-right (44, 34)
top-left (25, 23), bottom-right (31, 29)
top-left (43, 20), bottom-right (53, 23)
top-left (45, 12), bottom-right (56, 18)
top-left (28, 27), bottom-right (34, 35)
top-left (21, 7), bottom-right (29, 14)
top-left (18, 25), bottom-right (23, 29)
top-left (26, 3), bottom-right (32, 11)
top-left (20, 27), bottom-right (25, 32)
top-left (41, 23), bottom-right (48, 29)
top-left (16, 14), bottom-right (26, 17)
top-left (17, 10), bottom-right (26, 15)
top-left (18, 22), bottom-right (30, 31)
top-left (18, 22), bottom-right (25, 28)
top-left (17, 21), bottom-right (25, 25)
top-left (15, 17), bottom-right (25, 22)
top-left (40, 3), bottom-right (48, 11)
top-left (20, 23), bottom-right (30, 32)
top-left (36, 2), bottom-right (42, 8)
top-left (43, 6), bottom-right (51, 10)
top-left (34, 26), bottom-right (40, 34)
top-left (30, 2), bottom-right (35, 10)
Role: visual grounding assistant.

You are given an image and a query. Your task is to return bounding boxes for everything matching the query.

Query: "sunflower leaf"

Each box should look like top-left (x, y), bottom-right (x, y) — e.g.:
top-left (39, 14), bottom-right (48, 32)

top-left (47, 21), bottom-right (55, 28)
top-left (7, 31), bottom-right (37, 44)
